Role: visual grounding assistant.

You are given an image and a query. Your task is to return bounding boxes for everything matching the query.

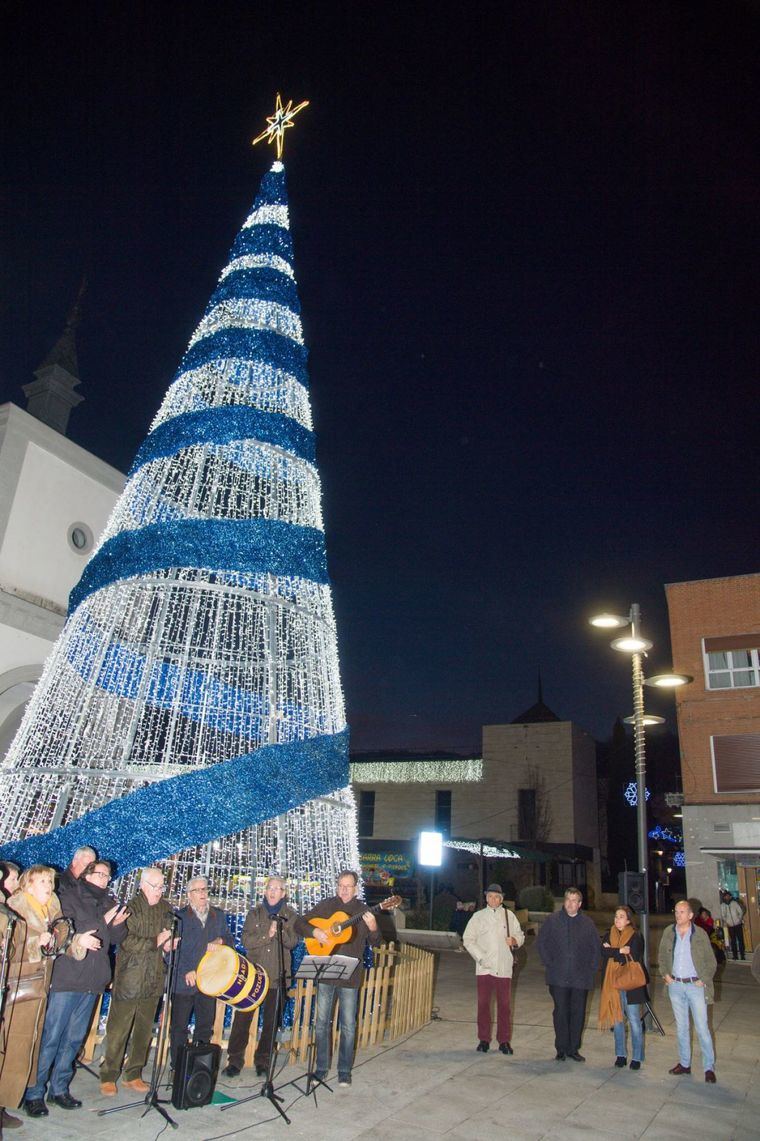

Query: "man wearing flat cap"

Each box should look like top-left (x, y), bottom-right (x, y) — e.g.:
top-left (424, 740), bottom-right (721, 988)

top-left (463, 884), bottom-right (524, 1054)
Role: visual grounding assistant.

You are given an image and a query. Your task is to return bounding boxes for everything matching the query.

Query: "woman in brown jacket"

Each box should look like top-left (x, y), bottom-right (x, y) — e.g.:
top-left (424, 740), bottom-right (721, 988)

top-left (0, 865), bottom-right (90, 1119)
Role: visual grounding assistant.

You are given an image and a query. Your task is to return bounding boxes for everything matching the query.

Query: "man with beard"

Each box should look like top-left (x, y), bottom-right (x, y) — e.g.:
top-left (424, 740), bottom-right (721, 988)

top-left (23, 860), bottom-right (128, 1114)
top-left (169, 877), bottom-right (233, 1071)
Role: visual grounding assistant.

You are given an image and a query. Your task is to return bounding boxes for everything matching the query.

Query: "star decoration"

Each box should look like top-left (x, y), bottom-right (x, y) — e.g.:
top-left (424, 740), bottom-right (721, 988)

top-left (252, 93), bottom-right (309, 160)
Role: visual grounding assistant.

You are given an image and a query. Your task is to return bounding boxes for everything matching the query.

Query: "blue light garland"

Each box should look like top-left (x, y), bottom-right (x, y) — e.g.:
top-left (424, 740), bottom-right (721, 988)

top-left (624, 782), bottom-right (651, 807)
top-left (0, 728), bottom-right (349, 877)
top-left (68, 517), bottom-right (328, 615)
top-left (129, 405), bottom-right (316, 476)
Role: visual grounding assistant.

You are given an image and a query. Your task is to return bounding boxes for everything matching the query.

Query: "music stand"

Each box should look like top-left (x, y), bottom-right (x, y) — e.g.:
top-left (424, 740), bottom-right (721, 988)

top-left (290, 955), bottom-right (359, 1098)
top-left (97, 910), bottom-right (182, 1129)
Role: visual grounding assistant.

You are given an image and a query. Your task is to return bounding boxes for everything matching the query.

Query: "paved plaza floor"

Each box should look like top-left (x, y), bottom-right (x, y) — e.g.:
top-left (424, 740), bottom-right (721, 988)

top-left (16, 934), bottom-right (760, 1141)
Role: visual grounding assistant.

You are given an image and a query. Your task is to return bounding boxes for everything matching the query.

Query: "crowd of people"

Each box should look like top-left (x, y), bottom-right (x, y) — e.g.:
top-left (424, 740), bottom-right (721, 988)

top-left (0, 850), bottom-right (381, 1126)
top-left (0, 847), bottom-right (752, 1126)
top-left (459, 884), bottom-right (752, 1087)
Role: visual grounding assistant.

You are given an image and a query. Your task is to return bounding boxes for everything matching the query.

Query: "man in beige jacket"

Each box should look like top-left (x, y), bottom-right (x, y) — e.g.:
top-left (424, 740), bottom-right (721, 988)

top-left (463, 884), bottom-right (524, 1055)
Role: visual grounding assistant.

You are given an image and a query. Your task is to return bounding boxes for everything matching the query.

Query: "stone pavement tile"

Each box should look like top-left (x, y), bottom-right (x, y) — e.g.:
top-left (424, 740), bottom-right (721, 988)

top-left (389, 1083), bottom-right (495, 1133)
top-left (643, 1098), bottom-right (741, 1139)
top-left (445, 1102), bottom-right (561, 1141)
top-left (355, 1121), bottom-right (445, 1141)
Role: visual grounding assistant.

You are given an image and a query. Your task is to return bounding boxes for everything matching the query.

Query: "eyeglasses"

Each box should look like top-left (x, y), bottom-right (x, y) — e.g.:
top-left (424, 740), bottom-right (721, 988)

top-left (144, 881), bottom-right (164, 892)
top-left (91, 871), bottom-right (111, 882)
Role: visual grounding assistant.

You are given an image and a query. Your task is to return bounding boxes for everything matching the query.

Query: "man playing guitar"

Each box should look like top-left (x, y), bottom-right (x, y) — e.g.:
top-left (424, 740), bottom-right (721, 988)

top-left (295, 871), bottom-right (380, 1088)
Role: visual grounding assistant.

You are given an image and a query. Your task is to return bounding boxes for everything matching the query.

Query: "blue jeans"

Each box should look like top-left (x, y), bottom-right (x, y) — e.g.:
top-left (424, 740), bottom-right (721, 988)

top-left (613, 991), bottom-right (644, 1062)
top-left (667, 981), bottom-right (715, 1070)
top-left (26, 991), bottom-right (98, 1099)
top-left (314, 985), bottom-right (358, 1078)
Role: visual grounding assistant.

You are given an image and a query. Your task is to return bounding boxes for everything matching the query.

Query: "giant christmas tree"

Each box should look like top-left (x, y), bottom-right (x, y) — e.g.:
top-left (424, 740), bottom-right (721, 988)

top-left (0, 103), bottom-right (360, 912)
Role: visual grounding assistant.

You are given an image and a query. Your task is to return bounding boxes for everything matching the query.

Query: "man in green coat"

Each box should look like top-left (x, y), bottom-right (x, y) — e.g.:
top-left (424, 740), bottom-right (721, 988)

top-left (658, 899), bottom-right (717, 1083)
top-left (100, 868), bottom-right (176, 1095)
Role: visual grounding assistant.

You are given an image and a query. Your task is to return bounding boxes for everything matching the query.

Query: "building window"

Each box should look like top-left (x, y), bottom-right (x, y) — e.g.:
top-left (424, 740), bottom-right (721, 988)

top-left (711, 734), bottom-right (760, 793)
top-left (518, 788), bottom-right (537, 841)
top-left (435, 790), bottom-right (451, 837)
top-left (358, 790), bottom-right (375, 837)
top-left (67, 522), bottom-right (94, 555)
top-left (704, 635), bottom-right (760, 689)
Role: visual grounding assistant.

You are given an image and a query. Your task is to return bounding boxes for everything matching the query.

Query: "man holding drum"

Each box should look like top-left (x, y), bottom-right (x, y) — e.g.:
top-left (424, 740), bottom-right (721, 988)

top-left (222, 876), bottom-right (299, 1079)
top-left (169, 877), bottom-right (233, 1071)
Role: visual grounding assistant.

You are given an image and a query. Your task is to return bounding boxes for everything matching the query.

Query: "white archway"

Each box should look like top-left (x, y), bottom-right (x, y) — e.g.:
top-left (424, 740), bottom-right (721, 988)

top-left (0, 666), bottom-right (41, 759)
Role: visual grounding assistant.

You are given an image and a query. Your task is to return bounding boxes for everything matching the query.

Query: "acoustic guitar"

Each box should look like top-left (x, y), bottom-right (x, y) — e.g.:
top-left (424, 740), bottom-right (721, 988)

top-left (304, 895), bottom-right (401, 956)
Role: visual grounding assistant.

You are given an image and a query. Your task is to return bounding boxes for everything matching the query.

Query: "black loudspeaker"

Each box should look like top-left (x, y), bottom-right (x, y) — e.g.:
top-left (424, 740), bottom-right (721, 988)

top-left (171, 1042), bottom-right (221, 1109)
top-left (619, 871), bottom-right (646, 912)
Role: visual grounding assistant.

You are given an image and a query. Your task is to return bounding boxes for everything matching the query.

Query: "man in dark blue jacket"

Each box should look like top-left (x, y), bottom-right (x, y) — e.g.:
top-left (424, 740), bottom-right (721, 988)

top-left (24, 859), bottom-right (128, 1114)
top-left (169, 877), bottom-right (233, 1070)
top-left (536, 887), bottom-right (601, 1062)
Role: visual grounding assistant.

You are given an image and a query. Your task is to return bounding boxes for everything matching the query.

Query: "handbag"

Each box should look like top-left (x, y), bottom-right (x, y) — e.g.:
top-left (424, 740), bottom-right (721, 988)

top-left (612, 959), bottom-right (646, 991)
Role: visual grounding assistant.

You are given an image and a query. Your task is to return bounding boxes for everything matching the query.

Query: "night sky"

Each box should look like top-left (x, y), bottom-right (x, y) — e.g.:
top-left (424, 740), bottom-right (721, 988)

top-left (3, 3), bottom-right (757, 752)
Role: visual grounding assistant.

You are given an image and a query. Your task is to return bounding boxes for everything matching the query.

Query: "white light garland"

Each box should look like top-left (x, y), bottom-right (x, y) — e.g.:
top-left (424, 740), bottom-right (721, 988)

top-left (242, 203), bottom-right (289, 230)
top-left (445, 839), bottom-right (522, 859)
top-left (188, 298), bottom-right (303, 350)
top-left (220, 254), bottom-right (295, 281)
top-left (151, 360), bottom-right (313, 434)
top-left (350, 759), bottom-right (483, 784)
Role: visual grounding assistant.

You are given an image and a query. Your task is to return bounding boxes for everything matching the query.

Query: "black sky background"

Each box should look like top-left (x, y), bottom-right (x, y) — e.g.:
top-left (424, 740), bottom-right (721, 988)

top-left (2, 2), bottom-right (758, 752)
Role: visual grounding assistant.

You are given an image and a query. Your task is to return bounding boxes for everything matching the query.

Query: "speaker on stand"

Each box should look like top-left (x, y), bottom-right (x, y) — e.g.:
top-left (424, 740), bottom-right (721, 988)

top-left (171, 1043), bottom-right (221, 1110)
top-left (618, 871), bottom-right (646, 913)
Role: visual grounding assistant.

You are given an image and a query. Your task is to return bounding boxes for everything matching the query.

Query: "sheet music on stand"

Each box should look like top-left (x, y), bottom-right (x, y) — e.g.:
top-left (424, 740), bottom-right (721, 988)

top-left (296, 954), bottom-right (360, 984)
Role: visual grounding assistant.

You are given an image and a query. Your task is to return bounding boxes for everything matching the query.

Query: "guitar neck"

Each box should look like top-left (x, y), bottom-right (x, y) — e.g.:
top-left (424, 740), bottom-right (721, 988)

top-left (337, 902), bottom-right (382, 935)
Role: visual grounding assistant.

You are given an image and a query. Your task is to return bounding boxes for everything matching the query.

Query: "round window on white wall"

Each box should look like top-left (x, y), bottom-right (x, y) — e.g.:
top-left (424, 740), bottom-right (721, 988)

top-left (67, 522), bottom-right (94, 555)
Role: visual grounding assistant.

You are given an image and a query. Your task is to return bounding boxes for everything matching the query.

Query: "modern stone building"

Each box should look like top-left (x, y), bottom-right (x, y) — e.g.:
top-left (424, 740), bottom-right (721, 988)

top-left (665, 572), bottom-right (760, 949)
top-left (350, 691), bottom-right (601, 901)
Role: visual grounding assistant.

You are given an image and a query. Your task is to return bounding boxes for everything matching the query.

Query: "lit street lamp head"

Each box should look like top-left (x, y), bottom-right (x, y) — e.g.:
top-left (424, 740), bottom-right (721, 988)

top-left (589, 612), bottom-right (631, 629)
top-left (644, 673), bottom-right (693, 688)
top-left (611, 634), bottom-right (653, 653)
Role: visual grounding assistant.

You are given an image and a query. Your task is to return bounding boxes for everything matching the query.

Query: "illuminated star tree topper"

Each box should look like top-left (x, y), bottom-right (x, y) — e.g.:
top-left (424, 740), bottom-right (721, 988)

top-left (252, 92), bottom-right (309, 160)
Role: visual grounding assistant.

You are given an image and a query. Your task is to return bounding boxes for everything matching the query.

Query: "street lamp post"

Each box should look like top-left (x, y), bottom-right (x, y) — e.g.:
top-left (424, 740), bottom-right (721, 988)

top-left (590, 604), bottom-right (691, 963)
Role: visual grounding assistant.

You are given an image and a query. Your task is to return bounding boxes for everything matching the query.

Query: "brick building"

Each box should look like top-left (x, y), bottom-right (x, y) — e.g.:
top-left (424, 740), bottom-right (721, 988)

top-left (665, 572), bottom-right (760, 950)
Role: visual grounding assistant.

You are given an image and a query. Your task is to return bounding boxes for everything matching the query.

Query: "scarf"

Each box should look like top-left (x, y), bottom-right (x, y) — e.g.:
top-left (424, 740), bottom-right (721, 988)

top-left (23, 890), bottom-right (51, 923)
top-left (263, 897), bottom-right (285, 917)
top-left (598, 923), bottom-right (634, 1030)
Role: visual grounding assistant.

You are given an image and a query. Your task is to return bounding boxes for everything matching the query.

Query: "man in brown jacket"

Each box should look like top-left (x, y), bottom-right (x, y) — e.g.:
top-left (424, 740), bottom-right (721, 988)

top-left (222, 876), bottom-right (299, 1079)
top-left (99, 868), bottom-right (176, 1095)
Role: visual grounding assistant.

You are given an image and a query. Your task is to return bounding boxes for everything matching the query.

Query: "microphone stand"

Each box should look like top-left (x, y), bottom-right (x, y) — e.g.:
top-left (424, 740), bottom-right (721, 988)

top-left (221, 912), bottom-right (291, 1124)
top-left (98, 910), bottom-right (182, 1129)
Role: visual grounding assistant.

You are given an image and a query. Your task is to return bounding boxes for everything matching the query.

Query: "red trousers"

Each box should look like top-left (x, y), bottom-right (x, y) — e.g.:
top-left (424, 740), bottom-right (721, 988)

top-left (477, 974), bottom-right (512, 1043)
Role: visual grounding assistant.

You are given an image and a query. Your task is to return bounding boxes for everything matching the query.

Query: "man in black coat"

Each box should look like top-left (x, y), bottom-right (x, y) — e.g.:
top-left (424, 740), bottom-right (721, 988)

top-left (24, 859), bottom-right (128, 1112)
top-left (536, 887), bottom-right (601, 1062)
top-left (169, 877), bottom-right (234, 1070)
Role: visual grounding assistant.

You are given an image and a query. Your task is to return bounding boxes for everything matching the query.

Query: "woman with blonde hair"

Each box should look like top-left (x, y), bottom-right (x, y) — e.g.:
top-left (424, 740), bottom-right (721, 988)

top-left (599, 904), bottom-right (648, 1070)
top-left (0, 865), bottom-right (93, 1120)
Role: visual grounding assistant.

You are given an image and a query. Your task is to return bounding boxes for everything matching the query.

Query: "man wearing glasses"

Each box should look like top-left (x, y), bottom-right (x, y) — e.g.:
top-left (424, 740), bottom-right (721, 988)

top-left (24, 859), bottom-right (128, 1114)
top-left (169, 877), bottom-right (233, 1071)
top-left (100, 868), bottom-right (177, 1096)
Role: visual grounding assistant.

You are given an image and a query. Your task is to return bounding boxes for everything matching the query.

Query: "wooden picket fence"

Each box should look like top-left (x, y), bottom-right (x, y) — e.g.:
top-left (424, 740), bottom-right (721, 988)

top-left (82, 940), bottom-right (434, 1068)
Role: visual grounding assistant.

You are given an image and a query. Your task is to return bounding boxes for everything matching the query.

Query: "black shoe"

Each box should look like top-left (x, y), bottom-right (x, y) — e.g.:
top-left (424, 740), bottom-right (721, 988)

top-left (24, 1100), bottom-right (49, 1118)
top-left (568, 1052), bottom-right (585, 1062)
top-left (338, 1074), bottom-right (351, 1087)
top-left (630, 1061), bottom-right (641, 1071)
top-left (476, 1040), bottom-right (490, 1052)
top-left (498, 1042), bottom-right (513, 1055)
top-left (48, 1093), bottom-right (82, 1109)
top-left (222, 1064), bottom-right (241, 1078)
top-left (614, 1056), bottom-right (627, 1068)
top-left (555, 1052), bottom-right (566, 1061)
top-left (255, 1064), bottom-right (268, 1077)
